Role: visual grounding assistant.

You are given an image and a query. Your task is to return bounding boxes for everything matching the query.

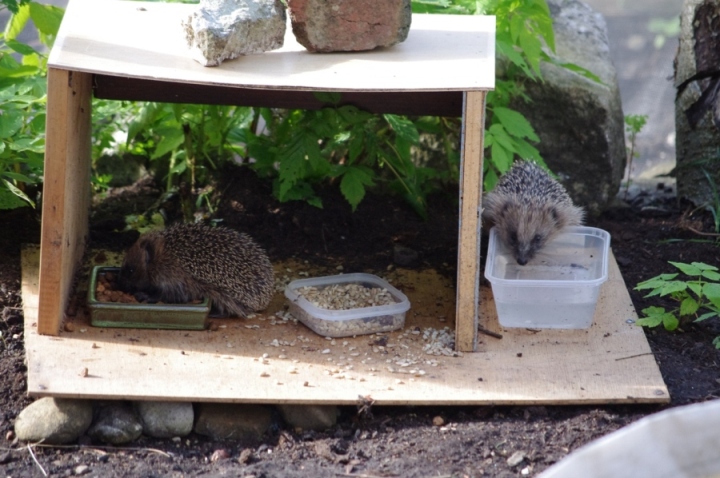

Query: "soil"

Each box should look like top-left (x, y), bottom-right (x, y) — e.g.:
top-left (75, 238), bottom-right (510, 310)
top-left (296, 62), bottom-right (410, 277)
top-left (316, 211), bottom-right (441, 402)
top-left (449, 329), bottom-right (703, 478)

top-left (2, 167), bottom-right (720, 477)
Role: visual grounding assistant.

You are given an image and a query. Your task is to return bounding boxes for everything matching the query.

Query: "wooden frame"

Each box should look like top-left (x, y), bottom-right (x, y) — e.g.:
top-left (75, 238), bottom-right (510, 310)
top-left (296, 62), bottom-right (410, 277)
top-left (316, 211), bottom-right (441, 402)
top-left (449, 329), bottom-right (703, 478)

top-left (38, 0), bottom-right (496, 352)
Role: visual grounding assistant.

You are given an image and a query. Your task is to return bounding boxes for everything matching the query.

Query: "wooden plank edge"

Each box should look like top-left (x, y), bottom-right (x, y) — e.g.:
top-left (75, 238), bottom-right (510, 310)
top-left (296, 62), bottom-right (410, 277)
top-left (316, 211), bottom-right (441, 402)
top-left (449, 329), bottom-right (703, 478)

top-left (455, 91), bottom-right (487, 352)
top-left (92, 75), bottom-right (467, 117)
top-left (37, 69), bottom-right (92, 335)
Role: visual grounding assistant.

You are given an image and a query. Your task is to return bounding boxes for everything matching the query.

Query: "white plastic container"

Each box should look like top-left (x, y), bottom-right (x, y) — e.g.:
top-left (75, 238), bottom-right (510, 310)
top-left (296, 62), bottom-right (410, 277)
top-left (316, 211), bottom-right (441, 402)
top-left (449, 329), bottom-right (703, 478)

top-left (484, 226), bottom-right (610, 329)
top-left (284, 273), bottom-right (411, 338)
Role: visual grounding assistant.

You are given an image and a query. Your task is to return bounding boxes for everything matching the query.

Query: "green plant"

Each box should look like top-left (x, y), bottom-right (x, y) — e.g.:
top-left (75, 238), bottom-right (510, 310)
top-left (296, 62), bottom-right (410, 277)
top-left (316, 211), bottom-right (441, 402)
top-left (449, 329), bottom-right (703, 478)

top-left (246, 99), bottom-right (436, 217)
top-left (635, 261), bottom-right (720, 348)
top-left (623, 114), bottom-right (648, 200)
top-left (0, 0), bottom-right (64, 209)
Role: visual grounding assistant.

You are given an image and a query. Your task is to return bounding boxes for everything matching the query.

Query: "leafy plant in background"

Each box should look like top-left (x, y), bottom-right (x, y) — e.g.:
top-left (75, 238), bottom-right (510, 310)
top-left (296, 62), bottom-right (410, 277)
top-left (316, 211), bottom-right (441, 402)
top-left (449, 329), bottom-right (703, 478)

top-left (623, 113), bottom-right (648, 200)
top-left (635, 261), bottom-right (720, 348)
top-left (0, 0), bottom-right (63, 209)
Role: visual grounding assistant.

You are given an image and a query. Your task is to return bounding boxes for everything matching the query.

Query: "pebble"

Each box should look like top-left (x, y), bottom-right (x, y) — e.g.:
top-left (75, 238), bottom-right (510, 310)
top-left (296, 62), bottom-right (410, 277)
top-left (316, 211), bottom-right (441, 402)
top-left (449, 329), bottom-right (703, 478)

top-left (432, 416), bottom-right (445, 427)
top-left (87, 402), bottom-right (143, 445)
top-left (134, 401), bottom-right (194, 438)
top-left (74, 465), bottom-right (90, 475)
top-left (507, 450), bottom-right (527, 467)
top-left (211, 448), bottom-right (230, 462)
top-left (15, 397), bottom-right (93, 445)
top-left (277, 405), bottom-right (338, 431)
top-left (194, 403), bottom-right (272, 440)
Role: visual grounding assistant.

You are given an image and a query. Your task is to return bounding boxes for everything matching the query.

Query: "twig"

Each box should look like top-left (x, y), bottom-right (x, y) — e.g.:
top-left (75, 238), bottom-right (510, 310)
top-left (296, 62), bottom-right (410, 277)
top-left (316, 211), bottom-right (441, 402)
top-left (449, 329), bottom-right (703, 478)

top-left (27, 444), bottom-right (48, 477)
top-left (478, 326), bottom-right (503, 339)
top-left (685, 225), bottom-right (720, 237)
top-left (615, 352), bottom-right (654, 361)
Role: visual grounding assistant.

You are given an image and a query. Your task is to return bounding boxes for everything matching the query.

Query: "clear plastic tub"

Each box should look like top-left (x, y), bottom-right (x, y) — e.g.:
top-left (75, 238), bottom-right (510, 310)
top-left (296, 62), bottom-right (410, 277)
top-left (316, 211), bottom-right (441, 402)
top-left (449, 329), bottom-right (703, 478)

top-left (484, 226), bottom-right (610, 329)
top-left (284, 273), bottom-right (410, 338)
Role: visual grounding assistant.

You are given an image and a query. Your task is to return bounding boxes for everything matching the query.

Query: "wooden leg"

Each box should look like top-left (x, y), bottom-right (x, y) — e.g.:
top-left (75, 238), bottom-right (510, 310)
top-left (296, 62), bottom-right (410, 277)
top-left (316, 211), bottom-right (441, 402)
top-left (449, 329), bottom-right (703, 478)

top-left (37, 69), bottom-right (92, 335)
top-left (455, 91), bottom-right (487, 352)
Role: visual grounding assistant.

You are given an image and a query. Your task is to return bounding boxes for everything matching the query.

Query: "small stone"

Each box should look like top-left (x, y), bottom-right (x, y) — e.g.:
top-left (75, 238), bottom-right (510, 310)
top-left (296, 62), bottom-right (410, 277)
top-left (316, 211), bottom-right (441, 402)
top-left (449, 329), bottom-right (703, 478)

top-left (194, 403), bottom-right (272, 440)
top-left (87, 402), bottom-right (143, 445)
top-left (238, 448), bottom-right (253, 464)
top-left (432, 416), bottom-right (444, 427)
top-left (64, 322), bottom-right (75, 332)
top-left (74, 465), bottom-right (90, 475)
top-left (393, 244), bottom-right (419, 267)
top-left (211, 448), bottom-right (231, 462)
top-left (507, 450), bottom-right (527, 467)
top-left (277, 405), bottom-right (338, 431)
top-left (183, 0), bottom-right (286, 67)
top-left (5, 430), bottom-right (15, 441)
top-left (15, 398), bottom-right (93, 445)
top-left (134, 401), bottom-right (194, 438)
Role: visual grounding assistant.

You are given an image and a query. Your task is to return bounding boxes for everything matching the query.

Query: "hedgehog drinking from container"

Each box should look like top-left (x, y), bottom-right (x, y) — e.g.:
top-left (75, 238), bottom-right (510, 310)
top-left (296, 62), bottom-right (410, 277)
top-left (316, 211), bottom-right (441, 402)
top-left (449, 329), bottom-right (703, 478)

top-left (483, 160), bottom-right (584, 266)
top-left (118, 223), bottom-right (274, 317)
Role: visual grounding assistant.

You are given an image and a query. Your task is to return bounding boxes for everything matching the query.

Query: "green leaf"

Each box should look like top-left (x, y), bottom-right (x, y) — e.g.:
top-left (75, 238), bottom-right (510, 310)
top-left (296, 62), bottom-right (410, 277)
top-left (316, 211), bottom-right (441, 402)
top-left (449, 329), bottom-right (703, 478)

top-left (688, 282), bottom-right (703, 297)
top-left (1, 178), bottom-right (33, 208)
top-left (150, 129), bottom-right (185, 160)
top-left (4, 4), bottom-right (30, 41)
top-left (703, 283), bottom-right (720, 309)
top-left (695, 311), bottom-right (718, 322)
top-left (6, 39), bottom-right (39, 56)
top-left (493, 107), bottom-right (539, 142)
top-left (663, 314), bottom-right (679, 331)
top-left (713, 336), bottom-right (720, 349)
top-left (383, 114), bottom-right (419, 144)
top-left (0, 110), bottom-right (23, 139)
top-left (28, 3), bottom-right (64, 36)
top-left (702, 270), bottom-right (720, 281)
top-left (339, 165), bottom-right (375, 212)
top-left (491, 141), bottom-right (513, 173)
top-left (660, 280), bottom-right (688, 296)
top-left (691, 261), bottom-right (718, 271)
top-left (635, 273), bottom-right (679, 289)
top-left (670, 261), bottom-right (701, 276)
top-left (679, 297), bottom-right (699, 317)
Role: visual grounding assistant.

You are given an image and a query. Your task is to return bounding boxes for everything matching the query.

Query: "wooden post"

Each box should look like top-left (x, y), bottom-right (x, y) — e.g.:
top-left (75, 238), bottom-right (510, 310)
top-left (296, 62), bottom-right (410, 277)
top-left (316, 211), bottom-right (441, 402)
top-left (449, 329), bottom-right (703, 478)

top-left (37, 68), bottom-right (92, 335)
top-left (455, 91), bottom-right (487, 352)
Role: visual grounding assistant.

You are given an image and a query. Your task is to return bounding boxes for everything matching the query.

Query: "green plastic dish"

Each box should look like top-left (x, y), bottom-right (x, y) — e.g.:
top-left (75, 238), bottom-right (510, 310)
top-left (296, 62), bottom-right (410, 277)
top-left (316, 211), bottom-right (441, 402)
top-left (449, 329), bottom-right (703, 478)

top-left (88, 266), bottom-right (210, 330)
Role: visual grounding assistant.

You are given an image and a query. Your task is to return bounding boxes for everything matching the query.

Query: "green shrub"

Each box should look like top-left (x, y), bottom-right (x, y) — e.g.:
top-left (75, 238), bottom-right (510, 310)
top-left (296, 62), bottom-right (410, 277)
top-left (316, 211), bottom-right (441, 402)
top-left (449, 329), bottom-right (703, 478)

top-left (0, 0), bottom-right (63, 209)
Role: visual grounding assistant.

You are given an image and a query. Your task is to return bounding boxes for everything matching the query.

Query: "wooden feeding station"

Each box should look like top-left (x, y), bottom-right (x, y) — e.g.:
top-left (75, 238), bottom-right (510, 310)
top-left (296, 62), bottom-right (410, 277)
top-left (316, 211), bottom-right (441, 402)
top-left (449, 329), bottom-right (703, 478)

top-left (25, 0), bottom-right (668, 405)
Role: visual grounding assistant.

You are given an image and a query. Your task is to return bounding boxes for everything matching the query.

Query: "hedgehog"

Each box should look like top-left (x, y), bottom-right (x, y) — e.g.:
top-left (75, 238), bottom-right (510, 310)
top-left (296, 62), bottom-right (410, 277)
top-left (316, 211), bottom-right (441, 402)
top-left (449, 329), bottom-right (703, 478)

top-left (118, 223), bottom-right (274, 317)
top-left (483, 160), bottom-right (584, 266)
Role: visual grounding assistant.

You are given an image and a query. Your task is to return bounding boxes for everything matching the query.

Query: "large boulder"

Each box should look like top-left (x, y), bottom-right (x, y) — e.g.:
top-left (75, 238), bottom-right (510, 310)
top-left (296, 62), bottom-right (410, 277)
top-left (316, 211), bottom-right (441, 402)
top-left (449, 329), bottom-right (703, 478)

top-left (287, 0), bottom-right (411, 52)
top-left (508, 0), bottom-right (626, 215)
top-left (183, 0), bottom-right (286, 67)
top-left (674, 0), bottom-right (720, 207)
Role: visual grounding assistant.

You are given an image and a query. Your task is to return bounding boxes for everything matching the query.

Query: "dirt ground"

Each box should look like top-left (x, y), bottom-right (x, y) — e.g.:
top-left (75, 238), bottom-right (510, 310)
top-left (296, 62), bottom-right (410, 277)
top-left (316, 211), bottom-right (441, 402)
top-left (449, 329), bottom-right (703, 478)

top-left (2, 166), bottom-right (720, 477)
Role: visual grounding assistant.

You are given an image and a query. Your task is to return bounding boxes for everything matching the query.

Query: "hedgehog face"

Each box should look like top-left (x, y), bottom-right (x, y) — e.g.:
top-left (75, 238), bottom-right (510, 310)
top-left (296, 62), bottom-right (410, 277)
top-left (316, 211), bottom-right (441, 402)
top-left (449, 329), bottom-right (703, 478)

top-left (496, 204), bottom-right (562, 266)
top-left (118, 236), bottom-right (158, 294)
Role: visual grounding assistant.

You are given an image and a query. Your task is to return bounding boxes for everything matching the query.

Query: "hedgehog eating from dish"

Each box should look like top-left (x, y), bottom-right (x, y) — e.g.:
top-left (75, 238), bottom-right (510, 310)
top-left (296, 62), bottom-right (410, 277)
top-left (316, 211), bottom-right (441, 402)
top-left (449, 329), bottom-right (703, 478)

top-left (118, 223), bottom-right (274, 317)
top-left (483, 160), bottom-right (584, 265)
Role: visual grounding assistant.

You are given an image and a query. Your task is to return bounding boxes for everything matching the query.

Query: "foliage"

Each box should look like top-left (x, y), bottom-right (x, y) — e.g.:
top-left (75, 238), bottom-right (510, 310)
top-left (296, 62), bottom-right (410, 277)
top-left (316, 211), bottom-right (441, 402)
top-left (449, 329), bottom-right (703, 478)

top-left (635, 261), bottom-right (720, 348)
top-left (0, 0), bottom-right (63, 209)
top-left (622, 114), bottom-right (648, 200)
top-left (246, 100), bottom-right (439, 217)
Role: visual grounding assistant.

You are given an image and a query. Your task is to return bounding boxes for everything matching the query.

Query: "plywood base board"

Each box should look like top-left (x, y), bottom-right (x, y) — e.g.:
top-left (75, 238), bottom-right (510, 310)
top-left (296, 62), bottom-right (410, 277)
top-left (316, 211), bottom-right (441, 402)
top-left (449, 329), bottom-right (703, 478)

top-left (23, 245), bottom-right (669, 405)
